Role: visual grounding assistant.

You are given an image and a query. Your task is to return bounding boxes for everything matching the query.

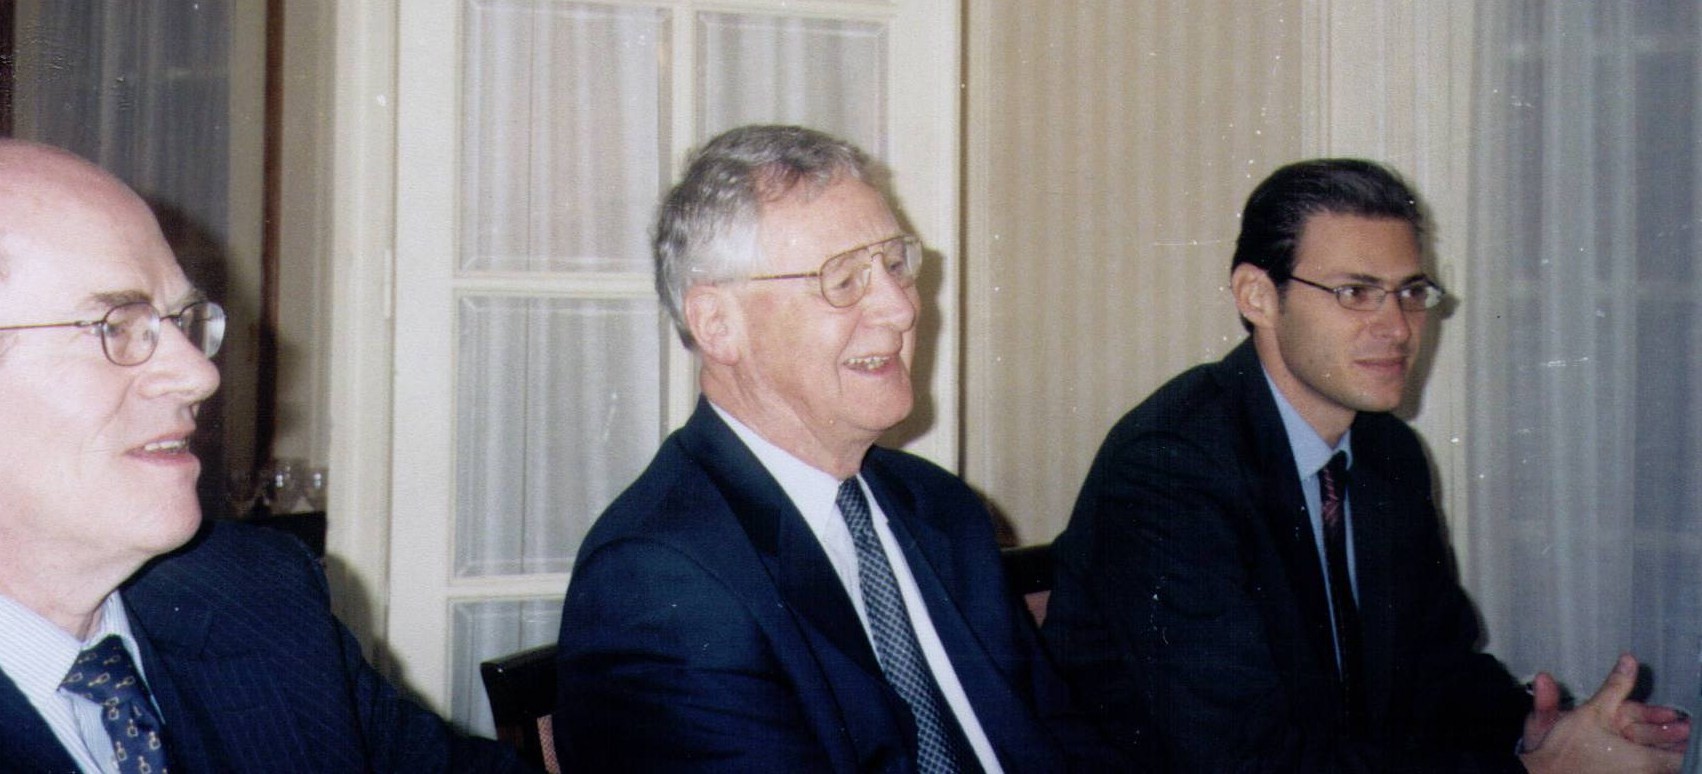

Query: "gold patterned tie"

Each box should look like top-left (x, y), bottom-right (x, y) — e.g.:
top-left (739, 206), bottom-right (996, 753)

top-left (61, 635), bottom-right (171, 774)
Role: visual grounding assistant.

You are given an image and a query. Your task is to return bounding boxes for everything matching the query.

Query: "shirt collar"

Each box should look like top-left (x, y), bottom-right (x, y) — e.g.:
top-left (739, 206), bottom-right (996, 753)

top-left (710, 402), bottom-right (849, 536)
top-left (1261, 367), bottom-right (1353, 477)
top-left (0, 590), bottom-right (142, 702)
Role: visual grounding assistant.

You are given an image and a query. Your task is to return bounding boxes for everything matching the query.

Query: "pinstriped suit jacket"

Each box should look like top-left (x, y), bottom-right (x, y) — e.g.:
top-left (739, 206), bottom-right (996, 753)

top-left (0, 521), bottom-right (530, 773)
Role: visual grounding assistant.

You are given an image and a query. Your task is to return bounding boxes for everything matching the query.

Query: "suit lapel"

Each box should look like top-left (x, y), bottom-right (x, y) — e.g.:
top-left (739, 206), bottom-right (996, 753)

top-left (678, 400), bottom-right (886, 681)
top-left (1222, 342), bottom-right (1342, 679)
top-left (862, 457), bottom-right (983, 669)
top-left (863, 462), bottom-right (959, 598)
top-left (0, 670), bottom-right (81, 773)
top-left (123, 557), bottom-right (327, 772)
top-left (1342, 423), bottom-right (1398, 726)
top-left (123, 597), bottom-right (220, 772)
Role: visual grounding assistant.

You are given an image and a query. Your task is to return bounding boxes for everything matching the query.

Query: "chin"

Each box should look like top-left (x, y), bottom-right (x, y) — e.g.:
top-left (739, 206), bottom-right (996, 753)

top-left (150, 500), bottom-right (205, 544)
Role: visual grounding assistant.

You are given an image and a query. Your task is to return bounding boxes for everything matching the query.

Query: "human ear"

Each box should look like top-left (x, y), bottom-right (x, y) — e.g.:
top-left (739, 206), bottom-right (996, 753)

top-left (684, 285), bottom-right (742, 366)
top-left (1232, 263), bottom-right (1278, 330)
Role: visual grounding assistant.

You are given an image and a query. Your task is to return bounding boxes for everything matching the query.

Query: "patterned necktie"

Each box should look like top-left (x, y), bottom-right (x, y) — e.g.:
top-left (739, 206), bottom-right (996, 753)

top-left (836, 478), bottom-right (976, 774)
top-left (61, 635), bottom-right (171, 774)
top-left (1319, 452), bottom-right (1365, 732)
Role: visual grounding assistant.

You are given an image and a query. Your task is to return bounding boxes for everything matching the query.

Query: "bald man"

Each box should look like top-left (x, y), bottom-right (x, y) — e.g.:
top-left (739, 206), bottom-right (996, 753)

top-left (0, 140), bottom-right (528, 773)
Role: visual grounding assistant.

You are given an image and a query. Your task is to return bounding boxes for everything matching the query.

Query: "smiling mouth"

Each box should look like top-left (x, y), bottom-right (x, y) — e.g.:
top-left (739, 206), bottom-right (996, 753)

top-left (140, 438), bottom-right (191, 454)
top-left (844, 355), bottom-right (892, 372)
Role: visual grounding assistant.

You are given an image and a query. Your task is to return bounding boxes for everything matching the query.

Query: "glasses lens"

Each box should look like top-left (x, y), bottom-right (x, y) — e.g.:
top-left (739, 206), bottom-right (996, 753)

top-left (889, 237), bottom-right (922, 286)
top-left (818, 249), bottom-right (868, 307)
top-left (1396, 284), bottom-right (1443, 311)
top-left (102, 302), bottom-right (161, 366)
top-left (176, 301), bottom-right (227, 358)
top-left (818, 237), bottom-right (923, 307)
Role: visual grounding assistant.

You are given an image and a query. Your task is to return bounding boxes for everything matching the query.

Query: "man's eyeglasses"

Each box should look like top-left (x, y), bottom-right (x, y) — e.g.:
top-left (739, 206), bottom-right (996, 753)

top-left (0, 300), bottom-right (226, 366)
top-left (1287, 275), bottom-right (1445, 312)
top-left (746, 235), bottom-right (922, 308)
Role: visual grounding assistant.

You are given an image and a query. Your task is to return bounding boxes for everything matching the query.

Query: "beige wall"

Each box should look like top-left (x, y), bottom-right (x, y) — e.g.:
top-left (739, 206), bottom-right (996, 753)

top-left (964, 2), bottom-right (1306, 543)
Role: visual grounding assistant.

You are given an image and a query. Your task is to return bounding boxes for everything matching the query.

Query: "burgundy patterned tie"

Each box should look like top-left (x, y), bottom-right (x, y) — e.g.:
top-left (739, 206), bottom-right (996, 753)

top-left (61, 635), bottom-right (171, 774)
top-left (1319, 452), bottom-right (1365, 732)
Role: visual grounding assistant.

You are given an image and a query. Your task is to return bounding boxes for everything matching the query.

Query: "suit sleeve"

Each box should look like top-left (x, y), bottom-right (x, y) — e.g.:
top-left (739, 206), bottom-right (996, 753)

top-left (1363, 431), bottom-right (1532, 759)
top-left (285, 542), bottom-right (535, 774)
top-left (1047, 429), bottom-right (1523, 773)
top-left (553, 538), bottom-right (835, 772)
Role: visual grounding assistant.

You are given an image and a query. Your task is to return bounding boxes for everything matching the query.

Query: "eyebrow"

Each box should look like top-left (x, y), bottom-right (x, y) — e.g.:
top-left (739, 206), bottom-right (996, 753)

top-left (86, 288), bottom-right (208, 313)
top-left (1339, 272), bottom-right (1432, 287)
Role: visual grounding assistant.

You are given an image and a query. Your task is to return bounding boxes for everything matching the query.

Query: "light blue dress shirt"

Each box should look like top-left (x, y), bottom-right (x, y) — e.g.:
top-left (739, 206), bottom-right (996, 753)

top-left (1262, 368), bottom-right (1357, 669)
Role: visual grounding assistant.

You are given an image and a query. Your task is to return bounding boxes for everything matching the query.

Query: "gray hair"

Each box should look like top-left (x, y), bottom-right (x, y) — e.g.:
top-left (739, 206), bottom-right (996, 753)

top-left (654, 125), bottom-right (871, 349)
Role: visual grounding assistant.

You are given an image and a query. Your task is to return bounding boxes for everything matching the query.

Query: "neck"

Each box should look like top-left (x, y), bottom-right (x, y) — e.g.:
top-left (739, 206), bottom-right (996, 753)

top-left (1251, 334), bottom-right (1355, 447)
top-left (702, 371), bottom-right (871, 480)
top-left (0, 537), bottom-right (138, 640)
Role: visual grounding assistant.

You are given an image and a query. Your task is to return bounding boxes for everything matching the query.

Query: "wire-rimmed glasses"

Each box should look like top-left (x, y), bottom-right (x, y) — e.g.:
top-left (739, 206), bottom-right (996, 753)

top-left (0, 299), bottom-right (226, 366)
top-left (1287, 275), bottom-right (1445, 312)
top-left (747, 235), bottom-right (923, 308)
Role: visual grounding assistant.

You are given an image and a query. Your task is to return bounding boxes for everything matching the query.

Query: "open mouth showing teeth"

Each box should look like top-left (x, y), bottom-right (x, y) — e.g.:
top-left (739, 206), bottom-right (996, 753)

top-left (844, 356), bottom-right (890, 371)
top-left (142, 439), bottom-right (190, 453)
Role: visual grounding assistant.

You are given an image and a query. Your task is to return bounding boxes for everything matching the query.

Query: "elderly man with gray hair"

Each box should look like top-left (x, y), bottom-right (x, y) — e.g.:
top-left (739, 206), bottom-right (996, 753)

top-left (553, 125), bottom-right (1122, 772)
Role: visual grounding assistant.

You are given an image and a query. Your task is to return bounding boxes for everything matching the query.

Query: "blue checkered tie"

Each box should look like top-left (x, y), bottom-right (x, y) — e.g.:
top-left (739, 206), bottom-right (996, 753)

top-left (61, 635), bottom-right (171, 774)
top-left (837, 478), bottom-right (975, 773)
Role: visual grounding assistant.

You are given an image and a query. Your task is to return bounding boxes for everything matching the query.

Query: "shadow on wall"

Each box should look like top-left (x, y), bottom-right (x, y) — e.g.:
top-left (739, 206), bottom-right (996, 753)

top-left (149, 197), bottom-right (260, 523)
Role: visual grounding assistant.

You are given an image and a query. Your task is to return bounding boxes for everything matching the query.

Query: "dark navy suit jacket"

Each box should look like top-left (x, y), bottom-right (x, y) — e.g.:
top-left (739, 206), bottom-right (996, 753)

top-left (1043, 339), bottom-right (1530, 772)
top-left (554, 399), bottom-right (1121, 772)
top-left (0, 520), bottom-right (527, 773)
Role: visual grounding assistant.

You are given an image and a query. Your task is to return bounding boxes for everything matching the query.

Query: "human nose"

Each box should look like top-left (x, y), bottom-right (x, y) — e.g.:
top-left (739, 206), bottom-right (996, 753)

top-left (859, 256), bottom-right (918, 330)
top-left (1368, 291), bottom-right (1416, 342)
top-left (139, 319), bottom-right (221, 402)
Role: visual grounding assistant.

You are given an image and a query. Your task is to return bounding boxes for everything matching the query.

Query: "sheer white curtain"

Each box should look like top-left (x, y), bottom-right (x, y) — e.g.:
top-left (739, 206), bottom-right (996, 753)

top-left (11, 0), bottom-right (265, 515)
top-left (1466, 0), bottom-right (1702, 707)
top-left (446, 0), bottom-right (897, 735)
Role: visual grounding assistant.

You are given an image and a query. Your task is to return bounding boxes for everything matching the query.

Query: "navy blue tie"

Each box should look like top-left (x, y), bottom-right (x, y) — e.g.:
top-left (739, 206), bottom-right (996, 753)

top-left (837, 478), bottom-right (976, 773)
top-left (61, 635), bottom-right (171, 774)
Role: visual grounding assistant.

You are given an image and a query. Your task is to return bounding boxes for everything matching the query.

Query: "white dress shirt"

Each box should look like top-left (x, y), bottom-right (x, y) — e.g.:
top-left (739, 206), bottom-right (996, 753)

top-left (714, 404), bottom-right (1004, 773)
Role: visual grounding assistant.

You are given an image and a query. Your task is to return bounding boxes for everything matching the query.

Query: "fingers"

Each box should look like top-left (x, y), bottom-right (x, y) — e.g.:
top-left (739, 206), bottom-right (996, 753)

top-left (1624, 703), bottom-right (1688, 725)
top-left (1531, 672), bottom-right (1562, 714)
top-left (1620, 715), bottom-right (1692, 752)
top-left (1575, 653), bottom-right (1638, 717)
top-left (1523, 672), bottom-right (1565, 753)
top-left (1617, 701), bottom-right (1691, 751)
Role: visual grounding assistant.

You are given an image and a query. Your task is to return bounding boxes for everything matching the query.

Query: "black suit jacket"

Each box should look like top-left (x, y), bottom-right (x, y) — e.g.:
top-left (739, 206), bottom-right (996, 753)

top-left (554, 399), bottom-right (1121, 772)
top-left (1042, 339), bottom-right (1529, 772)
top-left (0, 521), bottom-right (527, 773)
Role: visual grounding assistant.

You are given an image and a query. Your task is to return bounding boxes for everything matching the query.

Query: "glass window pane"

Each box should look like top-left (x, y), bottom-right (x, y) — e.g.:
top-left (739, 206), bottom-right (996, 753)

top-left (449, 598), bottom-right (562, 738)
top-left (697, 12), bottom-right (887, 157)
top-left (463, 0), bottom-right (668, 272)
top-left (455, 296), bottom-right (664, 577)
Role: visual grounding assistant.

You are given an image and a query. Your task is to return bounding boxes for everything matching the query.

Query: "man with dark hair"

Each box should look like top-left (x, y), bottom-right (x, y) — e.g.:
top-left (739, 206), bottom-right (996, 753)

top-left (1042, 158), bottom-right (1687, 772)
top-left (0, 140), bottom-right (528, 772)
top-left (554, 124), bottom-right (1119, 772)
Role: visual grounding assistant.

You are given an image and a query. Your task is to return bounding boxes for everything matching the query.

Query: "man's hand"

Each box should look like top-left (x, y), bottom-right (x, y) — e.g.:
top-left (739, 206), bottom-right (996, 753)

top-left (1519, 654), bottom-right (1684, 774)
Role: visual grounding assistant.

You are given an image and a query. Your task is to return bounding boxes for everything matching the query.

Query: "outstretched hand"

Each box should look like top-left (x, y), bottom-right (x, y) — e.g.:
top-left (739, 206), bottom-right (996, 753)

top-left (1519, 654), bottom-right (1684, 774)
